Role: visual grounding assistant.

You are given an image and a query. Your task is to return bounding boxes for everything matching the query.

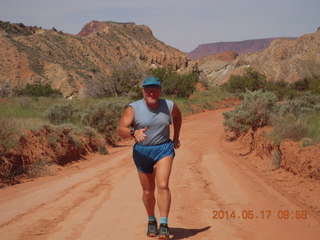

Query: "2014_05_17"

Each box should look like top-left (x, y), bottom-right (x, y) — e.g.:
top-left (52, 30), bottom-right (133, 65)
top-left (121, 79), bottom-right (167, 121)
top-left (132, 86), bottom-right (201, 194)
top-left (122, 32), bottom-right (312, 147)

top-left (212, 209), bottom-right (308, 220)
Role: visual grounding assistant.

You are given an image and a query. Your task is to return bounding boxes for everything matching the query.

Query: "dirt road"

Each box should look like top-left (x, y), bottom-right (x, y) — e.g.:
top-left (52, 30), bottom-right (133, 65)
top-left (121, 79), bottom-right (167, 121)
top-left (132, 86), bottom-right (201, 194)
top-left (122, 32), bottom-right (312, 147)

top-left (0, 109), bottom-right (319, 240)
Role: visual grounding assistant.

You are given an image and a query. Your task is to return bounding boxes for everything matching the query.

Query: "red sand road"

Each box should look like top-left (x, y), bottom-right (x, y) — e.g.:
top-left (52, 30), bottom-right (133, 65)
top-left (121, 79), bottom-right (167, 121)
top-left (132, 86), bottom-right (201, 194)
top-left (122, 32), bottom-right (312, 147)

top-left (0, 109), bottom-right (320, 240)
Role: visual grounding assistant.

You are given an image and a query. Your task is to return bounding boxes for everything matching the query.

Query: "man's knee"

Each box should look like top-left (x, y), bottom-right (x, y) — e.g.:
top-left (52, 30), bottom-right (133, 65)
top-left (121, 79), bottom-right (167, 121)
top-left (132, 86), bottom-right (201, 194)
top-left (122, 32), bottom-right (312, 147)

top-left (157, 181), bottom-right (170, 192)
top-left (143, 188), bottom-right (155, 198)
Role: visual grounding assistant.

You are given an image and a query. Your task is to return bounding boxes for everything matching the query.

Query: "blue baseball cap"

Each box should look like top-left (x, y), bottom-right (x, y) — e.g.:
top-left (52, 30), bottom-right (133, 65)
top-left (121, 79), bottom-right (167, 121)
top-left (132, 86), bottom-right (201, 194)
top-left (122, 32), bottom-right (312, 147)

top-left (142, 77), bottom-right (161, 88)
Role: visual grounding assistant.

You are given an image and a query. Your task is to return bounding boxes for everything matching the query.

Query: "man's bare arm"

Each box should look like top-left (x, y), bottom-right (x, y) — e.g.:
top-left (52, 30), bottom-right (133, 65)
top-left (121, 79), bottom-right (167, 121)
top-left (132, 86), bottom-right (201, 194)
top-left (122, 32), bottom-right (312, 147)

top-left (118, 107), bottom-right (134, 138)
top-left (118, 107), bottom-right (147, 142)
top-left (172, 103), bottom-right (182, 149)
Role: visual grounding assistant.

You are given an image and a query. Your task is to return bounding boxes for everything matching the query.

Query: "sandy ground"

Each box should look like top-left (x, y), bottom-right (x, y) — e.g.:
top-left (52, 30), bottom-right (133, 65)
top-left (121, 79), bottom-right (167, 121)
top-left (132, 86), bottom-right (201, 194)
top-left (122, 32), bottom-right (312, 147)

top-left (0, 109), bottom-right (319, 240)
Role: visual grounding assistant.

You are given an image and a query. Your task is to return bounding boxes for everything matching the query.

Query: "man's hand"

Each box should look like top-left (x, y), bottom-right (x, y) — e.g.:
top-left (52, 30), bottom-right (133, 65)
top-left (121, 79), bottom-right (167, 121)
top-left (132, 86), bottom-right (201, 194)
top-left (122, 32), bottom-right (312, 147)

top-left (134, 127), bottom-right (148, 143)
top-left (173, 138), bottom-right (180, 149)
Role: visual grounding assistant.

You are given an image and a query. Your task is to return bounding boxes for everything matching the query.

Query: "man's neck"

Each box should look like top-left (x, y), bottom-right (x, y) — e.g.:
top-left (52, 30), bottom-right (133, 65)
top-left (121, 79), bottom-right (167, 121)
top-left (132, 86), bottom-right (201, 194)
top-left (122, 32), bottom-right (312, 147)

top-left (145, 99), bottom-right (160, 110)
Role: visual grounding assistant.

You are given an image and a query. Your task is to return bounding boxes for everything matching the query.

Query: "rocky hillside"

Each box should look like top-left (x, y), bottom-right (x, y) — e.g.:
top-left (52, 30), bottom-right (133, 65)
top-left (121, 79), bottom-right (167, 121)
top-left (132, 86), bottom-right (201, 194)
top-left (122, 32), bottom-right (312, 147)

top-left (188, 37), bottom-right (296, 59)
top-left (197, 30), bottom-right (320, 85)
top-left (0, 20), bottom-right (194, 98)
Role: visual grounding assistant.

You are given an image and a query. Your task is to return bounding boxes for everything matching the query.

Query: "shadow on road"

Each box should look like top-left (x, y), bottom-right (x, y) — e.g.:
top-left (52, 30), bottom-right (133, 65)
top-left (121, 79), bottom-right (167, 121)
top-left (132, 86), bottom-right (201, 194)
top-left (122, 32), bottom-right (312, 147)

top-left (170, 226), bottom-right (211, 239)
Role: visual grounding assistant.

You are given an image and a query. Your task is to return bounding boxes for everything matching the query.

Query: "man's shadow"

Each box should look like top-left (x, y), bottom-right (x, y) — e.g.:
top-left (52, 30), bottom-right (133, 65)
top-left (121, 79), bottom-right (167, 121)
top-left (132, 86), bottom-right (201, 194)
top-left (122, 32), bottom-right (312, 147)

top-left (170, 226), bottom-right (211, 239)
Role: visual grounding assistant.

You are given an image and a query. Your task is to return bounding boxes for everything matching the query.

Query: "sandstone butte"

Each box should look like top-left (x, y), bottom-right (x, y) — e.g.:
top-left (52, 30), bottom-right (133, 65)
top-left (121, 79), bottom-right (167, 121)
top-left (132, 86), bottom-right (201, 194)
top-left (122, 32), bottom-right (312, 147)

top-left (0, 20), bottom-right (195, 98)
top-left (188, 37), bottom-right (296, 59)
top-left (196, 30), bottom-right (320, 86)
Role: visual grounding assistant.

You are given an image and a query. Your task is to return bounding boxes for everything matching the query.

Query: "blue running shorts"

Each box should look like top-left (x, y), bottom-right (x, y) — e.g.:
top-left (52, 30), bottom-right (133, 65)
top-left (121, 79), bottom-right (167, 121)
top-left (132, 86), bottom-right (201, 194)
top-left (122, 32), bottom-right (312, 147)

top-left (133, 141), bottom-right (175, 173)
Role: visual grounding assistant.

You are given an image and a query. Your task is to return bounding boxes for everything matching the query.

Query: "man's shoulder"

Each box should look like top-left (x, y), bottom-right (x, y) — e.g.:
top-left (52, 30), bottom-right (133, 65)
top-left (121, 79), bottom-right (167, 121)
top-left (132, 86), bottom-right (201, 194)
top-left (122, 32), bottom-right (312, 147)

top-left (129, 99), bottom-right (143, 107)
top-left (160, 99), bottom-right (174, 113)
top-left (161, 98), bottom-right (174, 106)
top-left (160, 98), bottom-right (173, 103)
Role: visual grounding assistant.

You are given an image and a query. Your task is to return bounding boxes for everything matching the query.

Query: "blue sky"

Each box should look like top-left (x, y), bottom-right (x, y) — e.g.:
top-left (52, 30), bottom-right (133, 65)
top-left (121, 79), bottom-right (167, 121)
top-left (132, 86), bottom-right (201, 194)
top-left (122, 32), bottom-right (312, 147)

top-left (1, 0), bottom-right (319, 52)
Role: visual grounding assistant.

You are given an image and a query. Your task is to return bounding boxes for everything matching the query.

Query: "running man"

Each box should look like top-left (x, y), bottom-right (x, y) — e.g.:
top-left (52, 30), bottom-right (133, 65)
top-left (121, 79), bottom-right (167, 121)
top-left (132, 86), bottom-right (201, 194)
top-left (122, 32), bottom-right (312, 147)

top-left (118, 76), bottom-right (182, 239)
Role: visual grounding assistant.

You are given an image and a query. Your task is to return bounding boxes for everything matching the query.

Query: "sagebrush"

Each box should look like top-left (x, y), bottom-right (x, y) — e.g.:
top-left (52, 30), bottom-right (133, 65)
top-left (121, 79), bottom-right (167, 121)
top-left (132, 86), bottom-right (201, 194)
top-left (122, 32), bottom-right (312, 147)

top-left (223, 90), bottom-right (277, 137)
top-left (81, 99), bottom-right (129, 145)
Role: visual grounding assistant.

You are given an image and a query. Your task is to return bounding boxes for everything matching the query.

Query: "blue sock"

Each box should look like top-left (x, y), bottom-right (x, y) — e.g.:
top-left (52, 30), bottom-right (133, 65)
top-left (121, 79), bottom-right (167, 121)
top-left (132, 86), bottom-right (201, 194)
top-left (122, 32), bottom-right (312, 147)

top-left (160, 217), bottom-right (168, 225)
top-left (148, 216), bottom-right (156, 222)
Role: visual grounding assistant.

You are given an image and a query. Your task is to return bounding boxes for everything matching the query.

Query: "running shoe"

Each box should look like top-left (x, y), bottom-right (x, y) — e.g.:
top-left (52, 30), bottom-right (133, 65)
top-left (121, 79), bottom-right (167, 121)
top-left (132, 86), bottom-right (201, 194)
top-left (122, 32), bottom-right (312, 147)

top-left (147, 220), bottom-right (158, 237)
top-left (158, 223), bottom-right (170, 239)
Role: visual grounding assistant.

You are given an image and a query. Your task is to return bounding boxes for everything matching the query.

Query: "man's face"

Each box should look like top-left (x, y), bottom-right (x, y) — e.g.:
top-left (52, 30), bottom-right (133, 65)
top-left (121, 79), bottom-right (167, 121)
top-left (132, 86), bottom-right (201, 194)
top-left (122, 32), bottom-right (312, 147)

top-left (142, 87), bottom-right (161, 104)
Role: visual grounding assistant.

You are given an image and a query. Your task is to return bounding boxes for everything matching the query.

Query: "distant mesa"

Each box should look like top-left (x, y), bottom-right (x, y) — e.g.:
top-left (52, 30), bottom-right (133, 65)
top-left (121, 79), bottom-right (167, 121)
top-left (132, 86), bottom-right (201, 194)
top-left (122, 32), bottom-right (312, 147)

top-left (188, 37), bottom-right (296, 60)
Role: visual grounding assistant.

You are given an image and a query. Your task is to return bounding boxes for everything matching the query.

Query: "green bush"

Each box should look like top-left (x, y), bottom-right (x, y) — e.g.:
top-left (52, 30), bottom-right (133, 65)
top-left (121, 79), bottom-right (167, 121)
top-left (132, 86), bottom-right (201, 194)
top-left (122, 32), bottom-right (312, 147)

top-left (273, 98), bottom-right (315, 118)
top-left (0, 21), bottom-right (36, 35)
top-left (223, 68), bottom-right (266, 94)
top-left (19, 83), bottom-right (62, 97)
top-left (223, 90), bottom-right (277, 137)
top-left (128, 85), bottom-right (144, 100)
top-left (84, 63), bottom-right (144, 98)
top-left (309, 75), bottom-right (320, 94)
top-left (270, 114), bottom-right (308, 145)
top-left (0, 81), bottom-right (14, 97)
top-left (187, 86), bottom-right (233, 112)
top-left (44, 102), bottom-right (80, 125)
top-left (0, 118), bottom-right (19, 155)
top-left (289, 75), bottom-right (320, 94)
top-left (290, 78), bottom-right (310, 91)
top-left (81, 99), bottom-right (129, 145)
top-left (150, 68), bottom-right (198, 97)
top-left (80, 126), bottom-right (108, 154)
top-left (306, 113), bottom-right (320, 145)
top-left (270, 95), bottom-right (320, 145)
top-left (264, 81), bottom-right (298, 100)
top-left (109, 63), bottom-right (144, 96)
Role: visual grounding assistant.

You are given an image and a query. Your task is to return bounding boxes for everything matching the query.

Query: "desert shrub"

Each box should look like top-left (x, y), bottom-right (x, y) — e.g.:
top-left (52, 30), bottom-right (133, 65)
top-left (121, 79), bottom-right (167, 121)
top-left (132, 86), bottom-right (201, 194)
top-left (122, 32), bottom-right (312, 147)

top-left (0, 81), bottom-right (14, 97)
top-left (175, 72), bottom-right (199, 97)
top-left (44, 102), bottom-right (80, 125)
top-left (0, 118), bottom-right (23, 183)
top-left (270, 95), bottom-right (320, 145)
top-left (25, 160), bottom-right (54, 178)
top-left (290, 78), bottom-right (310, 91)
top-left (81, 99), bottom-right (129, 145)
top-left (273, 98), bottom-right (315, 118)
top-left (271, 148), bottom-right (282, 169)
top-left (150, 68), bottom-right (199, 97)
top-left (19, 83), bottom-right (62, 97)
top-left (81, 126), bottom-right (107, 154)
top-left (0, 118), bottom-right (19, 155)
top-left (149, 68), bottom-right (167, 81)
top-left (83, 63), bottom-right (145, 98)
top-left (299, 92), bottom-right (320, 105)
top-left (187, 87), bottom-right (234, 113)
top-left (309, 75), bottom-right (320, 94)
top-left (109, 63), bottom-right (145, 96)
top-left (0, 21), bottom-right (36, 35)
top-left (264, 81), bottom-right (298, 100)
top-left (305, 113), bottom-right (320, 145)
top-left (222, 68), bottom-right (266, 94)
top-left (128, 85), bottom-right (144, 100)
top-left (223, 90), bottom-right (277, 137)
top-left (289, 75), bottom-right (320, 94)
top-left (270, 114), bottom-right (308, 145)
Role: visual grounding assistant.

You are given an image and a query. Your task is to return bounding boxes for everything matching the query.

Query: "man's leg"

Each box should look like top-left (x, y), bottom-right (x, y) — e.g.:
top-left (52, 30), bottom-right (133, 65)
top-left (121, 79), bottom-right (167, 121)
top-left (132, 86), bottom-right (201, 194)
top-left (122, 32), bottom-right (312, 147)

top-left (155, 155), bottom-right (173, 219)
top-left (137, 171), bottom-right (158, 237)
top-left (137, 171), bottom-right (156, 217)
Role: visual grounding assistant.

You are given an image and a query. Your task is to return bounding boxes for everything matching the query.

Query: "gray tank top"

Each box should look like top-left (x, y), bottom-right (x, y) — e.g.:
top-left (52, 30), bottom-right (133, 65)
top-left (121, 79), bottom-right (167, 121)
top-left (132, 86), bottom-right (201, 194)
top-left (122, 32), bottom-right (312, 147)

top-left (129, 98), bottom-right (174, 146)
